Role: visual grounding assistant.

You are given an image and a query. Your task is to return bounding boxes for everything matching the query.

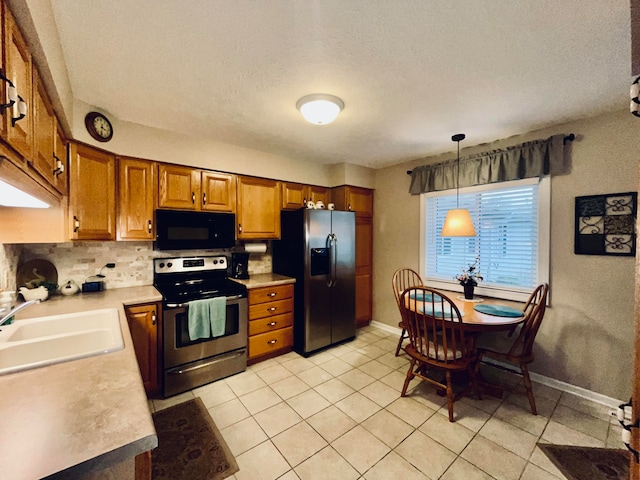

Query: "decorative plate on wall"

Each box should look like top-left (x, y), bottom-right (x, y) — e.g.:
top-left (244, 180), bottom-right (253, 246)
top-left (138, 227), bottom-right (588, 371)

top-left (574, 192), bottom-right (637, 256)
top-left (17, 259), bottom-right (58, 289)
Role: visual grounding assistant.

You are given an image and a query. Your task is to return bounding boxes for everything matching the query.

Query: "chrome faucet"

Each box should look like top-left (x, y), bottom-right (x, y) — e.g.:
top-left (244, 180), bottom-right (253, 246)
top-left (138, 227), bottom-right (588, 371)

top-left (0, 299), bottom-right (41, 327)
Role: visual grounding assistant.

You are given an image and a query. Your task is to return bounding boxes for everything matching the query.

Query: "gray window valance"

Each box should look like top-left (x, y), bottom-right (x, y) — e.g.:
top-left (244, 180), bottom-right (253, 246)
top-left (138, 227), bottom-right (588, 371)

top-left (408, 134), bottom-right (565, 195)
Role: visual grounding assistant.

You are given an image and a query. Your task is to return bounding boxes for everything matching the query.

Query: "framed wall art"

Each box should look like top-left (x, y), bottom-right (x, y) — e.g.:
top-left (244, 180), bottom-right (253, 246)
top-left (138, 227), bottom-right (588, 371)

top-left (574, 192), bottom-right (637, 256)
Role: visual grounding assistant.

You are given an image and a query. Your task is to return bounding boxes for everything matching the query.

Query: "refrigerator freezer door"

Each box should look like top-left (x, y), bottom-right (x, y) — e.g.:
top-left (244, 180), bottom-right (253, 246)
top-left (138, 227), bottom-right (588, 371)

top-left (330, 210), bottom-right (356, 344)
top-left (304, 209), bottom-right (333, 353)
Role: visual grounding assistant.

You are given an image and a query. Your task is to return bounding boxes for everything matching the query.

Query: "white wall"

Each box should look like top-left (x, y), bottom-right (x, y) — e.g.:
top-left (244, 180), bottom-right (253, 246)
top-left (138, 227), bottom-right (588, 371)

top-left (373, 109), bottom-right (638, 400)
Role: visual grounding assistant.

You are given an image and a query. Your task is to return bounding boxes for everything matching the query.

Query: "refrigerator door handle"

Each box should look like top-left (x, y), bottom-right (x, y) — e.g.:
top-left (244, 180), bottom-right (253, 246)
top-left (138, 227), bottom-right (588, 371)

top-left (328, 233), bottom-right (338, 288)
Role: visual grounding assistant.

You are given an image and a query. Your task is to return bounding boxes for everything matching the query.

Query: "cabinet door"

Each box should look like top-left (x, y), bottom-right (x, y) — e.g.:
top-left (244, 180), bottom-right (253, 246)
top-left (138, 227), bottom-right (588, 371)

top-left (346, 187), bottom-right (374, 217)
top-left (118, 157), bottom-right (156, 240)
top-left (3, 5), bottom-right (32, 161)
top-left (237, 176), bottom-right (281, 239)
top-left (158, 163), bottom-right (201, 210)
top-left (202, 171), bottom-right (236, 212)
top-left (53, 120), bottom-right (68, 195)
top-left (31, 69), bottom-right (56, 187)
top-left (281, 182), bottom-right (307, 209)
top-left (125, 303), bottom-right (160, 396)
top-left (355, 216), bottom-right (373, 326)
top-left (308, 185), bottom-right (330, 205)
top-left (68, 143), bottom-right (116, 240)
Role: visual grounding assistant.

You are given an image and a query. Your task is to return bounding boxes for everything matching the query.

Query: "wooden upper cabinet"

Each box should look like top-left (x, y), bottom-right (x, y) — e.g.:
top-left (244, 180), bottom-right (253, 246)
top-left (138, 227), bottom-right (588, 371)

top-left (3, 4), bottom-right (32, 161)
top-left (158, 163), bottom-right (201, 210)
top-left (237, 176), bottom-right (281, 239)
top-left (281, 182), bottom-right (330, 209)
top-left (117, 157), bottom-right (156, 240)
top-left (281, 182), bottom-right (307, 209)
top-left (53, 120), bottom-right (68, 195)
top-left (68, 142), bottom-right (116, 240)
top-left (31, 68), bottom-right (55, 187)
top-left (308, 185), bottom-right (330, 205)
top-left (332, 185), bottom-right (373, 218)
top-left (202, 171), bottom-right (236, 212)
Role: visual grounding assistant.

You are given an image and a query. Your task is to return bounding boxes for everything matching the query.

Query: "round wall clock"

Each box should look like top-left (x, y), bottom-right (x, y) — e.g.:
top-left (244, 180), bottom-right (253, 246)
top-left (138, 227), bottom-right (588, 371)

top-left (84, 111), bottom-right (113, 142)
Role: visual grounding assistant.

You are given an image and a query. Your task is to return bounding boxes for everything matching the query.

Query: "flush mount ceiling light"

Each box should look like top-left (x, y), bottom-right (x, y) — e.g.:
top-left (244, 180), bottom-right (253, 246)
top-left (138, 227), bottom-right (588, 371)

top-left (441, 133), bottom-right (477, 237)
top-left (296, 94), bottom-right (344, 125)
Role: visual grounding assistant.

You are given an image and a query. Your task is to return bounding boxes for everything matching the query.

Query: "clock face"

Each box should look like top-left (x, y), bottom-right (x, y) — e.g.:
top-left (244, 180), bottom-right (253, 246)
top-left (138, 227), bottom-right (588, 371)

top-left (85, 112), bottom-right (113, 142)
top-left (93, 116), bottom-right (111, 138)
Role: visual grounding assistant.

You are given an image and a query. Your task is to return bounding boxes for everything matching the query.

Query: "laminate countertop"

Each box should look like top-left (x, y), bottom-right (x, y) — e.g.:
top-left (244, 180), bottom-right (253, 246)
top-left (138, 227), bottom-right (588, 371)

top-left (231, 273), bottom-right (295, 289)
top-left (0, 285), bottom-right (162, 480)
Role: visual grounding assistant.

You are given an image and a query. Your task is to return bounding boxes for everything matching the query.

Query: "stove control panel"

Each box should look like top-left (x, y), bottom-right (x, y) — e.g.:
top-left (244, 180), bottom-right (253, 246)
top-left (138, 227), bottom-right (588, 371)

top-left (154, 255), bottom-right (228, 274)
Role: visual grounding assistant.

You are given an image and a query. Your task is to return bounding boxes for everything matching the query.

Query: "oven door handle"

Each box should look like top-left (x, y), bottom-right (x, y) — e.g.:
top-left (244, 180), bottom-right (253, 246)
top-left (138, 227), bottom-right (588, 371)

top-left (165, 294), bottom-right (244, 308)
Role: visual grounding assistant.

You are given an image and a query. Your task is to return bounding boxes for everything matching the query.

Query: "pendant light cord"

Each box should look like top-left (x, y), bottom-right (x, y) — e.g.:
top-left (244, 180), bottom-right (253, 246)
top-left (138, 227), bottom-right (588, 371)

top-left (456, 140), bottom-right (460, 209)
top-left (451, 133), bottom-right (465, 209)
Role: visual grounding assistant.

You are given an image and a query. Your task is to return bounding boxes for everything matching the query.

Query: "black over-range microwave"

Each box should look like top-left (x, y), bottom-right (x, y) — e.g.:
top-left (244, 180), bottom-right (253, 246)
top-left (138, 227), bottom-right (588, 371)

top-left (155, 209), bottom-right (236, 250)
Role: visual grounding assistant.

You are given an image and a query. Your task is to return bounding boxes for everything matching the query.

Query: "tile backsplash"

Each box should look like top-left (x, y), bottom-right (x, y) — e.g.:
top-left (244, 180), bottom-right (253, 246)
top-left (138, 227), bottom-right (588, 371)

top-left (1, 241), bottom-right (272, 293)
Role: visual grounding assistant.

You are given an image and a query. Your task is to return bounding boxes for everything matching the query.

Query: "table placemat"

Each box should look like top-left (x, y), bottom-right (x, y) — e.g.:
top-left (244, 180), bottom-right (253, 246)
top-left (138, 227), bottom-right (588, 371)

top-left (473, 304), bottom-right (523, 317)
top-left (409, 291), bottom-right (441, 302)
top-left (418, 305), bottom-right (465, 318)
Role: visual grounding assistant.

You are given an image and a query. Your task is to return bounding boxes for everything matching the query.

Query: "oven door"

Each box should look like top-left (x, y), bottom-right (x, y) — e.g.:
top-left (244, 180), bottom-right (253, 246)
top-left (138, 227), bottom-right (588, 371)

top-left (164, 295), bottom-right (247, 368)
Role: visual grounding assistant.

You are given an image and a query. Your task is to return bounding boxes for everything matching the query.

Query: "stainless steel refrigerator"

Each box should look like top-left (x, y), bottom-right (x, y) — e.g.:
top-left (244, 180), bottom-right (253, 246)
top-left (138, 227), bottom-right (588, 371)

top-left (273, 209), bottom-right (356, 356)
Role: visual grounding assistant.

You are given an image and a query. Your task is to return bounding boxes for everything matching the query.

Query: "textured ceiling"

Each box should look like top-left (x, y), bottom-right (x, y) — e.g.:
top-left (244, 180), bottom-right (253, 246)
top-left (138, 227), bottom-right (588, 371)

top-left (49, 0), bottom-right (630, 169)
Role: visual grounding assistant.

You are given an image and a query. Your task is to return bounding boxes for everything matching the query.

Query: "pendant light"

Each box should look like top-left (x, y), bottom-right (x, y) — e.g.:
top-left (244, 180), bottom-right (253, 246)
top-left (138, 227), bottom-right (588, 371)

top-left (441, 133), bottom-right (476, 237)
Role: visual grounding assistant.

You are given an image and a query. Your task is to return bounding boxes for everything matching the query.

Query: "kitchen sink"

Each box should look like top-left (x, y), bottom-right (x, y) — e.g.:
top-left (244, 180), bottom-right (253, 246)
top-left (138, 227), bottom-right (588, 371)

top-left (0, 308), bottom-right (124, 375)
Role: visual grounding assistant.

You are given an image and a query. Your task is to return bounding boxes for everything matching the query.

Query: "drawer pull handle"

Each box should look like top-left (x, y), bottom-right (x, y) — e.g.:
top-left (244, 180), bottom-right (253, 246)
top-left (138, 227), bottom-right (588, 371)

top-left (267, 321), bottom-right (277, 327)
top-left (267, 307), bottom-right (277, 312)
top-left (267, 292), bottom-right (277, 297)
top-left (267, 339), bottom-right (278, 345)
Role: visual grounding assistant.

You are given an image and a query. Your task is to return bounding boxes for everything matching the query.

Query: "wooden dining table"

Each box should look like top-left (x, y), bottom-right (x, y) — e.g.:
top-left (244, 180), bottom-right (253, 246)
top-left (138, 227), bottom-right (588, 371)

top-left (448, 295), bottom-right (525, 333)
top-left (403, 289), bottom-right (526, 399)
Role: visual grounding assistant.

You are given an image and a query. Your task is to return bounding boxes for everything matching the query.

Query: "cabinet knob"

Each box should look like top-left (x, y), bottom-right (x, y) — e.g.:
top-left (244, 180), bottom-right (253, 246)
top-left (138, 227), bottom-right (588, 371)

top-left (152, 311), bottom-right (156, 325)
top-left (348, 203), bottom-right (352, 211)
top-left (191, 192), bottom-right (196, 204)
top-left (267, 307), bottom-right (277, 312)
top-left (267, 321), bottom-right (277, 327)
top-left (238, 223), bottom-right (242, 234)
top-left (267, 292), bottom-right (277, 297)
top-left (73, 215), bottom-right (79, 233)
top-left (203, 193), bottom-right (207, 205)
top-left (147, 220), bottom-right (152, 233)
top-left (267, 339), bottom-right (278, 345)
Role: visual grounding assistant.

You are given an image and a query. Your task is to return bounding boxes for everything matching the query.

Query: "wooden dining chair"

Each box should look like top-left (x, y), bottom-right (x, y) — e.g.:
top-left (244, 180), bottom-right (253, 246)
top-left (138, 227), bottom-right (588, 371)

top-left (392, 268), bottom-right (424, 356)
top-left (476, 283), bottom-right (549, 415)
top-left (399, 286), bottom-right (480, 422)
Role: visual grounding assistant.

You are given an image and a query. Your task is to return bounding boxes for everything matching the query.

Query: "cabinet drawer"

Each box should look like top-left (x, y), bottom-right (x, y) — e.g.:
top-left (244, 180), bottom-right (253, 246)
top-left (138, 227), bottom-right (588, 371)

top-left (249, 326), bottom-right (293, 359)
top-left (249, 312), bottom-right (293, 336)
top-left (249, 298), bottom-right (293, 320)
top-left (248, 284), bottom-right (294, 305)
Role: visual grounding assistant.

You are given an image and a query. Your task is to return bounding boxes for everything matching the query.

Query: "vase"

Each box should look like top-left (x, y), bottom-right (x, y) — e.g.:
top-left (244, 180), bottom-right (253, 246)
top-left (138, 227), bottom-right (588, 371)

top-left (463, 283), bottom-right (475, 300)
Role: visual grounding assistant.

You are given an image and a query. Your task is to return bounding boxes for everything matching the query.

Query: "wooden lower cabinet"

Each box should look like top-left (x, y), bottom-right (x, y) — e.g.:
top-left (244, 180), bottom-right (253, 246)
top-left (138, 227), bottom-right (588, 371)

top-left (125, 302), bottom-right (161, 396)
top-left (247, 283), bottom-right (294, 363)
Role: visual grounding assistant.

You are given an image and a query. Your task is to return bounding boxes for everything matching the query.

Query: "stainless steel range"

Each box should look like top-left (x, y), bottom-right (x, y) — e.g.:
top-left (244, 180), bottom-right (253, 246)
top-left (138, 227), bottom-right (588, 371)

top-left (154, 255), bottom-right (248, 398)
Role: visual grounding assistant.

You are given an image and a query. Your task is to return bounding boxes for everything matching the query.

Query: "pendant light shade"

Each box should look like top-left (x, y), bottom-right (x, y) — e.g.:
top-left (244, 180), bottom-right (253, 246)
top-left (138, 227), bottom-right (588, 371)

top-left (441, 133), bottom-right (476, 237)
top-left (441, 208), bottom-right (476, 236)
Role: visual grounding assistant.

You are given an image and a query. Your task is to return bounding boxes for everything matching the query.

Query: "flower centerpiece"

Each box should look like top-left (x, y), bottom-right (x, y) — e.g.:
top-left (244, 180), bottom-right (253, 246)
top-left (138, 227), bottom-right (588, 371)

top-left (454, 256), bottom-right (483, 299)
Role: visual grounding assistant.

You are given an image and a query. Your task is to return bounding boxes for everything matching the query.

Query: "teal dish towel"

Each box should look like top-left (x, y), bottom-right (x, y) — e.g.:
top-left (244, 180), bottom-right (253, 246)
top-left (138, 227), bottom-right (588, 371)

top-left (188, 299), bottom-right (212, 340)
top-left (209, 296), bottom-right (227, 338)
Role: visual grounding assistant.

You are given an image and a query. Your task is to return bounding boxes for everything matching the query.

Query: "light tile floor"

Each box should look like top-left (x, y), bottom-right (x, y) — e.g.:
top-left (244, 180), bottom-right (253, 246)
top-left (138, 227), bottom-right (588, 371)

top-left (150, 325), bottom-right (624, 480)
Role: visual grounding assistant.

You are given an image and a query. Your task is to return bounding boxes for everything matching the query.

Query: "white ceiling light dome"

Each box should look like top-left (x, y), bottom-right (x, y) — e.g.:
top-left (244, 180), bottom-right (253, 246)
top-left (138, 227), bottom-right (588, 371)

top-left (296, 94), bottom-right (344, 125)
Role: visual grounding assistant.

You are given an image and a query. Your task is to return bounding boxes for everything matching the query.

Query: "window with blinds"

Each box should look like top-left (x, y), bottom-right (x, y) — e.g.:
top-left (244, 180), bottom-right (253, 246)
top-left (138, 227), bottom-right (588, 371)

top-left (422, 177), bottom-right (549, 300)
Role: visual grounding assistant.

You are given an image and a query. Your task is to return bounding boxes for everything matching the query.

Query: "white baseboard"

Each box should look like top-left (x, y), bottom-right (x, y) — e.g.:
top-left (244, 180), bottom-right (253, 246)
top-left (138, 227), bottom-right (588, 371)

top-left (368, 320), bottom-right (624, 411)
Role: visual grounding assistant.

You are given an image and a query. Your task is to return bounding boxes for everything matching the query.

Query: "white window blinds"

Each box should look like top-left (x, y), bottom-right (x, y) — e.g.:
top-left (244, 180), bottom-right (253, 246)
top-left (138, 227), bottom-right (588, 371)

top-left (424, 180), bottom-right (541, 293)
